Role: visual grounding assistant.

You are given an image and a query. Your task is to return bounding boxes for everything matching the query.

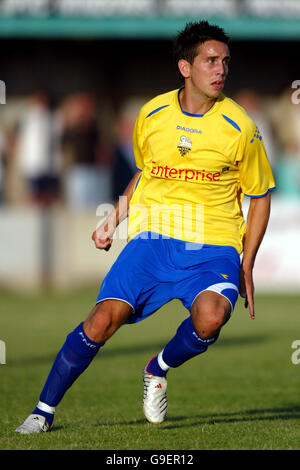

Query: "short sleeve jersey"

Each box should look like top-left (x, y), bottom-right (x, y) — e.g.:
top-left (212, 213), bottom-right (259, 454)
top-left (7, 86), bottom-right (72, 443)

top-left (128, 88), bottom-right (275, 254)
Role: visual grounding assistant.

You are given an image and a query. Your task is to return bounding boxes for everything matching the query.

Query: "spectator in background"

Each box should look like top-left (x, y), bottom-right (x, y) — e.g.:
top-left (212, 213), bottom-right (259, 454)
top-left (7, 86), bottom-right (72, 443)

top-left (0, 126), bottom-right (6, 204)
top-left (268, 87), bottom-right (300, 198)
top-left (15, 92), bottom-right (61, 207)
top-left (111, 98), bottom-right (145, 201)
top-left (234, 88), bottom-right (277, 171)
top-left (59, 93), bottom-right (111, 210)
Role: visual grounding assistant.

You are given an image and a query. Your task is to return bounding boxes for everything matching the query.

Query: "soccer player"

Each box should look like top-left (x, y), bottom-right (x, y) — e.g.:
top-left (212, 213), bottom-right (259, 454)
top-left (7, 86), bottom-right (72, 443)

top-left (15, 21), bottom-right (275, 433)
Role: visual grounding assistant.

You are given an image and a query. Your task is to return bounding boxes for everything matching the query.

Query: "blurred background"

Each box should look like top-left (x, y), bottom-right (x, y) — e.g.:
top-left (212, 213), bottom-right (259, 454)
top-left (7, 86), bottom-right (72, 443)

top-left (0, 0), bottom-right (299, 293)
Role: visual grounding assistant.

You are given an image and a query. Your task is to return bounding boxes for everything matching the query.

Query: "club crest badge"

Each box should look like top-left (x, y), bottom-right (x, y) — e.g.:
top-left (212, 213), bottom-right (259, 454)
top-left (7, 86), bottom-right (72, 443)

top-left (177, 135), bottom-right (192, 157)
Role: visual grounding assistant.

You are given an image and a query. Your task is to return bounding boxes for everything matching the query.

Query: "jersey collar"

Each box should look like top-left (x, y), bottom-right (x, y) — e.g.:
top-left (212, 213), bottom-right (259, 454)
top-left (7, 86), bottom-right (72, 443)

top-left (176, 87), bottom-right (225, 117)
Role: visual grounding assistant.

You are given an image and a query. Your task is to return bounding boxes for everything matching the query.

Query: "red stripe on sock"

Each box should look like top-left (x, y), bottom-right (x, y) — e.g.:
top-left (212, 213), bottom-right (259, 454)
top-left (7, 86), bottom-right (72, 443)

top-left (145, 355), bottom-right (157, 375)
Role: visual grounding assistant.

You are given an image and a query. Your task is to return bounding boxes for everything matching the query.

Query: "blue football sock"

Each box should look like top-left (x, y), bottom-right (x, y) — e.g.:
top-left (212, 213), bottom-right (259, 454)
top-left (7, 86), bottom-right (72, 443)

top-left (146, 354), bottom-right (169, 377)
top-left (34, 322), bottom-right (104, 423)
top-left (161, 316), bottom-right (219, 369)
top-left (32, 404), bottom-right (55, 427)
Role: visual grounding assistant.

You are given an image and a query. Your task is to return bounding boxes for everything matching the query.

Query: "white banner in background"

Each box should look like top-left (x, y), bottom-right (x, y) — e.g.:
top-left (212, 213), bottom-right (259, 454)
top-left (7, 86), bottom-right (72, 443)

top-left (243, 196), bottom-right (300, 292)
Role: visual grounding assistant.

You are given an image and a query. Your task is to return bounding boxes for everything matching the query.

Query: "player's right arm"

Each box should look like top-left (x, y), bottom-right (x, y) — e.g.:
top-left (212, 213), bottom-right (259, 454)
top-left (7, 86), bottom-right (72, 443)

top-left (92, 170), bottom-right (141, 251)
top-left (93, 103), bottom-right (146, 251)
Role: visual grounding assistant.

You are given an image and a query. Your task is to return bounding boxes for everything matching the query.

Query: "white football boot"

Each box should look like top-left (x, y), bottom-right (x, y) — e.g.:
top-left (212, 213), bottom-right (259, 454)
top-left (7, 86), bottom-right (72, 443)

top-left (15, 414), bottom-right (50, 434)
top-left (143, 369), bottom-right (167, 424)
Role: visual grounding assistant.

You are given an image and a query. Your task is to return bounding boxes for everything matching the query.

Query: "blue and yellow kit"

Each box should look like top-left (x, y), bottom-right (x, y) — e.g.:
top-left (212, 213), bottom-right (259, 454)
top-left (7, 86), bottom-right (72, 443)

top-left (128, 88), bottom-right (275, 254)
top-left (96, 89), bottom-right (275, 321)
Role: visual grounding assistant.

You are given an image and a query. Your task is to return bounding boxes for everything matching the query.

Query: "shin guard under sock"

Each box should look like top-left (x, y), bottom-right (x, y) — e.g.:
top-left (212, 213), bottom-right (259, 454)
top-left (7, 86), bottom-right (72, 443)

top-left (147, 316), bottom-right (219, 376)
top-left (34, 322), bottom-right (104, 423)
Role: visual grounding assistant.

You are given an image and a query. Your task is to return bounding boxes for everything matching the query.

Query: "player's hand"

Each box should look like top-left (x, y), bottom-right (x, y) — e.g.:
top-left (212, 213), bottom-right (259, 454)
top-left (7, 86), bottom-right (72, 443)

top-left (239, 265), bottom-right (255, 319)
top-left (92, 221), bottom-right (115, 251)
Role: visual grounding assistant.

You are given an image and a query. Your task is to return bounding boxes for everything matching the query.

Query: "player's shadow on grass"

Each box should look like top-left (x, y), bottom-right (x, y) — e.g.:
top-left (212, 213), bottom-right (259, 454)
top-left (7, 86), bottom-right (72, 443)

top-left (11, 335), bottom-right (271, 366)
top-left (88, 405), bottom-right (300, 430)
top-left (100, 335), bottom-right (267, 358)
top-left (50, 406), bottom-right (300, 432)
top-left (161, 406), bottom-right (300, 429)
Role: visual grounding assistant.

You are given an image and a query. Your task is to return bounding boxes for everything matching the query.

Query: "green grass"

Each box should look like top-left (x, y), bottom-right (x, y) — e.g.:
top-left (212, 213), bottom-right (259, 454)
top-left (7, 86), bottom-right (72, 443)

top-left (0, 287), bottom-right (300, 450)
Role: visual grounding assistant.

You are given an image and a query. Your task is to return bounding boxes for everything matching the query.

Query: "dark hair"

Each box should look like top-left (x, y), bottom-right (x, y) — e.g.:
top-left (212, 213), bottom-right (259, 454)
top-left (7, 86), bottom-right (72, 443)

top-left (173, 21), bottom-right (230, 66)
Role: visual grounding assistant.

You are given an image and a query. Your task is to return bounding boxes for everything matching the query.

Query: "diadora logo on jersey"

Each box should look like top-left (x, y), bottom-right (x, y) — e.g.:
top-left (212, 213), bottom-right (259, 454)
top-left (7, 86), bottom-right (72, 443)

top-left (177, 135), bottom-right (192, 157)
top-left (250, 126), bottom-right (262, 143)
top-left (176, 125), bottom-right (202, 134)
top-left (220, 273), bottom-right (229, 279)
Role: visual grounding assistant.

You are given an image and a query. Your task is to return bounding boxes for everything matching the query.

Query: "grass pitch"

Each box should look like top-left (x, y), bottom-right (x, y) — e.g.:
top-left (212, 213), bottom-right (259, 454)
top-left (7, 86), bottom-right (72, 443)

top-left (0, 287), bottom-right (300, 450)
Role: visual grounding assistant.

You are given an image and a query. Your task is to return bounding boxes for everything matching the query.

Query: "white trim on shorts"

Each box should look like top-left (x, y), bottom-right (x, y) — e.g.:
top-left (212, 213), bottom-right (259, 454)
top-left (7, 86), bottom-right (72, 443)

top-left (191, 282), bottom-right (239, 313)
top-left (95, 297), bottom-right (135, 313)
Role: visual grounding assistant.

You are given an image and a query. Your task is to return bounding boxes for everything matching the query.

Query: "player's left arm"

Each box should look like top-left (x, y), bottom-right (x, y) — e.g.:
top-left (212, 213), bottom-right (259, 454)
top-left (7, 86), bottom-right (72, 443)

top-left (237, 119), bottom-right (275, 319)
top-left (240, 192), bottom-right (271, 319)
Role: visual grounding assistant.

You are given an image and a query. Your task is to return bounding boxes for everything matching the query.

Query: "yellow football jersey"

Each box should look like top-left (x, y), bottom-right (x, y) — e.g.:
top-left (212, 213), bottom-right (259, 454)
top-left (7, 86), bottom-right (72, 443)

top-left (127, 88), bottom-right (275, 253)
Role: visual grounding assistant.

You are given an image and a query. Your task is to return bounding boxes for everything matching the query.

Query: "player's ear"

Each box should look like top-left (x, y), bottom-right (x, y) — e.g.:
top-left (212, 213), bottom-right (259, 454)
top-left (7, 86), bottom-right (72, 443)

top-left (178, 59), bottom-right (191, 80)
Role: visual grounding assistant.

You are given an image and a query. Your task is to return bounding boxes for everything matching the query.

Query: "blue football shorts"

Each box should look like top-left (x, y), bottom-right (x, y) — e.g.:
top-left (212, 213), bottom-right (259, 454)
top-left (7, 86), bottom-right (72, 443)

top-left (96, 232), bottom-right (241, 324)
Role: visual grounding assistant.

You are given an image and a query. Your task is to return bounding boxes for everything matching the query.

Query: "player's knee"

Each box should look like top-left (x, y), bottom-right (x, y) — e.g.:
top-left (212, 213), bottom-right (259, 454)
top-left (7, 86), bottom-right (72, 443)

top-left (84, 305), bottom-right (117, 342)
top-left (203, 315), bottom-right (223, 338)
top-left (193, 303), bottom-right (228, 339)
top-left (195, 317), bottom-right (223, 339)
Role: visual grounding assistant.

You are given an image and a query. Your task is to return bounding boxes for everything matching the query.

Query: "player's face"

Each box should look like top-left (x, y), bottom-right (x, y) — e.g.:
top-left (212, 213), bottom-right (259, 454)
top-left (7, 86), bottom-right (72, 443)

top-left (180, 40), bottom-right (230, 100)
